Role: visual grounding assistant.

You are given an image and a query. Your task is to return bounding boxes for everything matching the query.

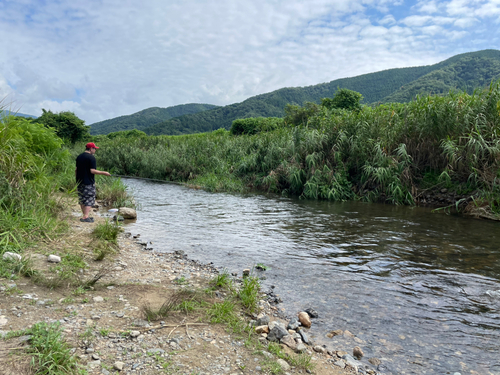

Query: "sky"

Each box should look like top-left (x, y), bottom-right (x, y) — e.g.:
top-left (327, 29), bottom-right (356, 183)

top-left (0, 0), bottom-right (499, 125)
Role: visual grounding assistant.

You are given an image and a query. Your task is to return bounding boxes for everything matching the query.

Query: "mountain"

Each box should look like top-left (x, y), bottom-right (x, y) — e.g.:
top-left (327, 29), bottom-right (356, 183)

top-left (89, 103), bottom-right (219, 135)
top-left (0, 110), bottom-right (37, 119)
top-left (145, 50), bottom-right (500, 135)
top-left (89, 49), bottom-right (500, 136)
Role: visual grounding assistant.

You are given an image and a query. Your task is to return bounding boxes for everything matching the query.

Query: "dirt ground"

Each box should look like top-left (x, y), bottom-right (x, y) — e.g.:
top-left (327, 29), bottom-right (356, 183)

top-left (0, 198), bottom-right (355, 375)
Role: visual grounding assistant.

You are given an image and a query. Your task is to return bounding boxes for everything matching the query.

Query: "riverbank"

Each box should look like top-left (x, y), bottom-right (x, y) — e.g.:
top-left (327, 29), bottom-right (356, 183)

top-left (0, 197), bottom-right (364, 375)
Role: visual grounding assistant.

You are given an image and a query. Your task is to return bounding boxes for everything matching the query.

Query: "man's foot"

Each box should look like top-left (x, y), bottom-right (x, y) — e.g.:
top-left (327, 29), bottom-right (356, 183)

top-left (80, 217), bottom-right (94, 223)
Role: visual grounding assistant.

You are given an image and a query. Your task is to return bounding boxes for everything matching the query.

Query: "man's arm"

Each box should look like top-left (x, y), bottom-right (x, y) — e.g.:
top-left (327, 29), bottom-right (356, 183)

top-left (90, 169), bottom-right (111, 177)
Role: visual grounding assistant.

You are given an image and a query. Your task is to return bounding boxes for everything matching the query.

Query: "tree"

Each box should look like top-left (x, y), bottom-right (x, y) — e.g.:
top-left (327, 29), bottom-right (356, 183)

top-left (321, 88), bottom-right (363, 111)
top-left (36, 109), bottom-right (90, 144)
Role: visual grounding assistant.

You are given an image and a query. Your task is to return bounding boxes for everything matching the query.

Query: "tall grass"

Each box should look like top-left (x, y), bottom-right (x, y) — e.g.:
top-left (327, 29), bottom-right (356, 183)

top-left (89, 81), bottom-right (500, 214)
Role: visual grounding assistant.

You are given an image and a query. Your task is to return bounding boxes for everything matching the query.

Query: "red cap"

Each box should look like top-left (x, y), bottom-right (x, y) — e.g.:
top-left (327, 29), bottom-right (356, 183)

top-left (86, 142), bottom-right (99, 149)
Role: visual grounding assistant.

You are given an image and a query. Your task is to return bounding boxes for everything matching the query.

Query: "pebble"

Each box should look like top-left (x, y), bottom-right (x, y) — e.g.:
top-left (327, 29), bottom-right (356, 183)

top-left (47, 255), bottom-right (61, 263)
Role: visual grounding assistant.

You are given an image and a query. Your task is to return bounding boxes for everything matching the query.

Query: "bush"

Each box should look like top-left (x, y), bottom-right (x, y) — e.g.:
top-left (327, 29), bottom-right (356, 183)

top-left (230, 117), bottom-right (284, 135)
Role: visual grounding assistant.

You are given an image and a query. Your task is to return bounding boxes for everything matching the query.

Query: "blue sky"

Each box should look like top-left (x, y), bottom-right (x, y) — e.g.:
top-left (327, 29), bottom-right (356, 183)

top-left (0, 0), bottom-right (499, 124)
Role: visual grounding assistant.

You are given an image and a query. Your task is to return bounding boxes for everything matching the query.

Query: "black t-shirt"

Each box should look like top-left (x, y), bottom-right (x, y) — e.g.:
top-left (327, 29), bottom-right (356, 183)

top-left (76, 152), bottom-right (97, 186)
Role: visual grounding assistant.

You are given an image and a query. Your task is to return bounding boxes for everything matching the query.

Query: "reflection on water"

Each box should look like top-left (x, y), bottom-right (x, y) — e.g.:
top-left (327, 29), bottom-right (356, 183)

top-left (123, 179), bottom-right (500, 374)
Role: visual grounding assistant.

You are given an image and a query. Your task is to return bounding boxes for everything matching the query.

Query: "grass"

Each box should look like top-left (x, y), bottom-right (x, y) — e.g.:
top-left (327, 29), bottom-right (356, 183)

top-left (238, 276), bottom-right (260, 313)
top-left (141, 289), bottom-right (206, 321)
top-left (92, 220), bottom-right (121, 244)
top-left (27, 321), bottom-right (84, 374)
top-left (209, 269), bottom-right (233, 290)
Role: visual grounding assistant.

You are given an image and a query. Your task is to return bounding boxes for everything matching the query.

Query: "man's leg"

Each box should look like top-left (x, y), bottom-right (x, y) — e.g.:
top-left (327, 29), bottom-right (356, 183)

top-left (81, 205), bottom-right (92, 219)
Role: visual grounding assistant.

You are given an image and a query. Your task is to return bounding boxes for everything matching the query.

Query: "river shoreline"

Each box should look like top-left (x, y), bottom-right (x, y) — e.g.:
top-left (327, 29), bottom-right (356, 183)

top-left (0, 198), bottom-right (358, 375)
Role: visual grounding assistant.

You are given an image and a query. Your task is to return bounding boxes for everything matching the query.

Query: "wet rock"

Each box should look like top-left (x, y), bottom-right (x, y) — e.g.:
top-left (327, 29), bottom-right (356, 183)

top-left (280, 335), bottom-right (296, 350)
top-left (353, 346), bottom-right (364, 359)
top-left (327, 329), bottom-right (343, 338)
top-left (242, 269), bottom-right (250, 277)
top-left (298, 329), bottom-right (309, 344)
top-left (343, 330), bottom-right (355, 338)
top-left (298, 312), bottom-right (311, 328)
top-left (287, 317), bottom-right (300, 330)
top-left (47, 255), bottom-right (61, 263)
top-left (368, 357), bottom-right (381, 366)
top-left (3, 252), bottom-right (21, 261)
top-left (119, 207), bottom-right (137, 219)
top-left (305, 308), bottom-right (318, 318)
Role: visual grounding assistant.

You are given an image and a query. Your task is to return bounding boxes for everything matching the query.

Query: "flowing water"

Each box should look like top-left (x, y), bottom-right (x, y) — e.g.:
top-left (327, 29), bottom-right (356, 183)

top-left (122, 179), bottom-right (500, 374)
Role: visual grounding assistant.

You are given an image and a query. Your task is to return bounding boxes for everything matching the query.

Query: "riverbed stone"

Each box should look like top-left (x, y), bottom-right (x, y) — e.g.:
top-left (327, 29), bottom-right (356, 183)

top-left (342, 354), bottom-right (362, 371)
top-left (3, 252), bottom-right (21, 261)
top-left (327, 329), bottom-right (343, 338)
top-left (298, 312), bottom-right (311, 328)
top-left (47, 254), bottom-right (61, 263)
top-left (295, 342), bottom-right (307, 353)
top-left (256, 314), bottom-right (270, 326)
top-left (280, 335), bottom-right (296, 350)
top-left (298, 329), bottom-right (309, 344)
top-left (314, 345), bottom-right (326, 354)
top-left (119, 207), bottom-right (137, 219)
top-left (267, 325), bottom-right (288, 342)
top-left (353, 346), bottom-right (364, 359)
top-left (305, 308), bottom-right (318, 318)
top-left (277, 359), bottom-right (290, 371)
top-left (113, 361), bottom-right (125, 371)
top-left (287, 317), bottom-right (300, 330)
top-left (368, 357), bottom-right (381, 366)
top-left (255, 325), bottom-right (269, 334)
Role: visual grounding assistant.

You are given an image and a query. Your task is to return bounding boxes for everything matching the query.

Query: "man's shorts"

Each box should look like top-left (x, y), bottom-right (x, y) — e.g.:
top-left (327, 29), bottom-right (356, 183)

top-left (77, 184), bottom-right (96, 207)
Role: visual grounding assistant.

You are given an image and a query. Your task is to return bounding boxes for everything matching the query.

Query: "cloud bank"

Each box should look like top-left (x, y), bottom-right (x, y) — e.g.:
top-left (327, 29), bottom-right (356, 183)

top-left (0, 0), bottom-right (499, 124)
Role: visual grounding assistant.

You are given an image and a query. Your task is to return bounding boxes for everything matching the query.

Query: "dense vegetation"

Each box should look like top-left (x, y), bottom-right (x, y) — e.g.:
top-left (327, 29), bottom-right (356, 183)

top-left (90, 103), bottom-right (219, 135)
top-left (92, 82), bottom-right (500, 218)
top-left (0, 110), bottom-right (131, 255)
top-left (142, 49), bottom-right (500, 136)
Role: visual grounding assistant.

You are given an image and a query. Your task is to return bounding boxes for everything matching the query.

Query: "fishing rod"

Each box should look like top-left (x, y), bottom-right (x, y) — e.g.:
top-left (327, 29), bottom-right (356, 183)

top-left (109, 174), bottom-right (185, 185)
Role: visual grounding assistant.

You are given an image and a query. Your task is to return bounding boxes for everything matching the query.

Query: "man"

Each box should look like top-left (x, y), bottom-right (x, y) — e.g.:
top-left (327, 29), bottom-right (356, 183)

top-left (75, 142), bottom-right (111, 222)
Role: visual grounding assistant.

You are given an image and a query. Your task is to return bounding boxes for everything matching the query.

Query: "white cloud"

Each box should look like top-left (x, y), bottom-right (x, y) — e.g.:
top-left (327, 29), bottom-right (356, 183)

top-left (0, 0), bottom-right (497, 124)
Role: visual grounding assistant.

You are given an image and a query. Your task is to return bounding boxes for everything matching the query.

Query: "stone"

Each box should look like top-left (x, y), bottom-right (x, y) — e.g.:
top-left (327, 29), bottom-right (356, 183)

top-left (368, 357), bottom-right (381, 366)
top-left (295, 343), bottom-right (307, 353)
top-left (92, 353), bottom-right (100, 360)
top-left (298, 312), bottom-right (311, 328)
top-left (334, 360), bottom-right (346, 369)
top-left (3, 252), bottom-right (21, 261)
top-left (118, 207), bottom-right (137, 219)
top-left (242, 269), bottom-right (251, 277)
top-left (93, 296), bottom-right (104, 303)
top-left (287, 318), bottom-right (300, 330)
top-left (343, 330), bottom-right (355, 338)
top-left (298, 329), bottom-right (309, 344)
top-left (280, 335), bottom-right (296, 350)
top-left (342, 354), bottom-right (362, 371)
top-left (256, 314), bottom-right (270, 326)
top-left (0, 316), bottom-right (8, 327)
top-left (113, 361), bottom-right (125, 371)
top-left (255, 325), bottom-right (269, 334)
top-left (353, 346), bottom-right (364, 359)
top-left (268, 321), bottom-right (286, 331)
top-left (313, 345), bottom-right (326, 354)
top-left (267, 325), bottom-right (288, 342)
top-left (304, 308), bottom-right (318, 318)
top-left (130, 330), bottom-right (141, 337)
top-left (277, 359), bottom-right (290, 371)
top-left (327, 329), bottom-right (343, 338)
top-left (47, 255), bottom-right (61, 263)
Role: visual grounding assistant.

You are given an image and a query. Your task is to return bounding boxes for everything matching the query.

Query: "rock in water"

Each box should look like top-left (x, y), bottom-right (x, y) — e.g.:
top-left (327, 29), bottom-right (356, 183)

top-left (353, 346), bottom-right (364, 359)
top-left (119, 207), bottom-right (137, 219)
top-left (298, 311), bottom-right (311, 328)
top-left (305, 308), bottom-right (319, 318)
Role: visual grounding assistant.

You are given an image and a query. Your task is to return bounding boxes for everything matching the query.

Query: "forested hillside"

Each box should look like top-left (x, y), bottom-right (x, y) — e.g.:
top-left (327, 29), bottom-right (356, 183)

top-left (89, 49), bottom-right (500, 136)
top-left (89, 103), bottom-right (219, 135)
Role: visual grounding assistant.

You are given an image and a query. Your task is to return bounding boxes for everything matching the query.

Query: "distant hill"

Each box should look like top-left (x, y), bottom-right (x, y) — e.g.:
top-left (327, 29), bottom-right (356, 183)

top-left (145, 50), bottom-right (500, 135)
top-left (89, 103), bottom-right (219, 135)
top-left (90, 49), bottom-right (500, 136)
top-left (0, 110), bottom-right (37, 119)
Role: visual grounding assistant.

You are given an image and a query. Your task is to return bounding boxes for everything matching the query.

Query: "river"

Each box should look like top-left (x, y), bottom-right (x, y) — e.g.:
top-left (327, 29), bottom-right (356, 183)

top-left (121, 179), bottom-right (500, 374)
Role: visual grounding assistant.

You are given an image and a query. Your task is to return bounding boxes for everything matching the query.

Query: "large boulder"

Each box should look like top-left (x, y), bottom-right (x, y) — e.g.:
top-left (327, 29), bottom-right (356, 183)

top-left (119, 207), bottom-right (137, 219)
